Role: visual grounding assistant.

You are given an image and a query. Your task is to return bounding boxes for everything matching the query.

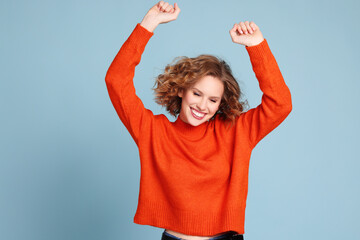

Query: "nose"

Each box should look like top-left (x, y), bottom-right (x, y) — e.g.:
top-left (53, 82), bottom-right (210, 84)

top-left (196, 97), bottom-right (207, 112)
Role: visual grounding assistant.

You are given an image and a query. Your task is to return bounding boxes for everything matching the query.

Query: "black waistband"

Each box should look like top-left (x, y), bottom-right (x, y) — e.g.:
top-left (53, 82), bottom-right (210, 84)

top-left (161, 231), bottom-right (244, 240)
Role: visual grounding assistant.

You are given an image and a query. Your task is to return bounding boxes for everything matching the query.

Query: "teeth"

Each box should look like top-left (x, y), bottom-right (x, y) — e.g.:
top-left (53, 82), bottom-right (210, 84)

top-left (191, 108), bottom-right (205, 118)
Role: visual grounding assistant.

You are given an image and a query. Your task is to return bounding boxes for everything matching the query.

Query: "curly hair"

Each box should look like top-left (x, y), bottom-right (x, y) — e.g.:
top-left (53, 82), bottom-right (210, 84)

top-left (152, 54), bottom-right (249, 126)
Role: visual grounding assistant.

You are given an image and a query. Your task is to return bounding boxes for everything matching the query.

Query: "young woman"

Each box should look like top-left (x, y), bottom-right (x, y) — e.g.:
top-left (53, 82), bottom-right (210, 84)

top-left (105, 1), bottom-right (292, 240)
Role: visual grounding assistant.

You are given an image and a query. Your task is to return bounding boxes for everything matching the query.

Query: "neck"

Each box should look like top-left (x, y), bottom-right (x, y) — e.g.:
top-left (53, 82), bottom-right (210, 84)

top-left (173, 116), bottom-right (209, 141)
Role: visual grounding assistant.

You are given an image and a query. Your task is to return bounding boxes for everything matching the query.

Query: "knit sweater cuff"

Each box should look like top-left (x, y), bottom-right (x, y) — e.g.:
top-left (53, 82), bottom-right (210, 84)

top-left (127, 23), bottom-right (154, 49)
top-left (245, 38), bottom-right (271, 60)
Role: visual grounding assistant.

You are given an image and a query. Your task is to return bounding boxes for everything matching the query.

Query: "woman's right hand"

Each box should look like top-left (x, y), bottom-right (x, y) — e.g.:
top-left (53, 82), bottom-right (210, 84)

top-left (140, 1), bottom-right (180, 32)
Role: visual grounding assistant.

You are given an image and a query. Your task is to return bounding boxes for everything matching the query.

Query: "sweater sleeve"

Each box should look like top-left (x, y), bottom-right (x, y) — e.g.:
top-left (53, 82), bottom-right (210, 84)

top-left (105, 24), bottom-right (154, 145)
top-left (239, 39), bottom-right (292, 148)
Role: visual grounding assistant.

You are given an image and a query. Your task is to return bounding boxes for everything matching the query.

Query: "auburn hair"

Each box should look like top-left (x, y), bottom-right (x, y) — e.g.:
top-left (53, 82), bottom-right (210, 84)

top-left (152, 54), bottom-right (249, 126)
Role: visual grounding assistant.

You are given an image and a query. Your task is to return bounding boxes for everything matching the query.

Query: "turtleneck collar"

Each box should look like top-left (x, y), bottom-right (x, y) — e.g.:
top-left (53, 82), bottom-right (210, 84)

top-left (172, 116), bottom-right (210, 140)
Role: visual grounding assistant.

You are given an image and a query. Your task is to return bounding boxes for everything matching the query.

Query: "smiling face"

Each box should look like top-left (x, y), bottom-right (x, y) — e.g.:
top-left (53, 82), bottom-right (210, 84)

top-left (178, 75), bottom-right (224, 127)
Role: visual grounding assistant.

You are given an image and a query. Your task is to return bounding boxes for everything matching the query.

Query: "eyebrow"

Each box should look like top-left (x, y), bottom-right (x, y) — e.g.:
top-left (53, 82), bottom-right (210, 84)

top-left (192, 87), bottom-right (221, 99)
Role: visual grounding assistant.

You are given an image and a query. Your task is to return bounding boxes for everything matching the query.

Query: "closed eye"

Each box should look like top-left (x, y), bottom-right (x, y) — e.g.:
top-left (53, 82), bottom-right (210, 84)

top-left (193, 91), bottom-right (218, 103)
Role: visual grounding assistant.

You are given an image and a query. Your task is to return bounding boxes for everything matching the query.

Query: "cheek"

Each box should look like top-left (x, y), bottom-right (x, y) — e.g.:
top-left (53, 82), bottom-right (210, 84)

top-left (216, 101), bottom-right (223, 110)
top-left (210, 103), bottom-right (221, 113)
top-left (184, 95), bottom-right (195, 105)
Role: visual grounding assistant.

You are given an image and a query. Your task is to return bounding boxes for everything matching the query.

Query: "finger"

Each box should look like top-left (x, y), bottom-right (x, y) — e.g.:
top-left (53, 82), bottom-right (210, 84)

top-left (239, 22), bottom-right (247, 34)
top-left (235, 24), bottom-right (243, 34)
top-left (173, 3), bottom-right (181, 15)
top-left (244, 21), bottom-right (253, 34)
top-left (161, 2), bottom-right (169, 11)
top-left (230, 24), bottom-right (237, 33)
top-left (164, 4), bottom-right (173, 12)
top-left (230, 23), bottom-right (242, 34)
top-left (238, 24), bottom-right (244, 34)
top-left (158, 1), bottom-right (165, 9)
top-left (229, 24), bottom-right (238, 37)
top-left (250, 21), bottom-right (257, 31)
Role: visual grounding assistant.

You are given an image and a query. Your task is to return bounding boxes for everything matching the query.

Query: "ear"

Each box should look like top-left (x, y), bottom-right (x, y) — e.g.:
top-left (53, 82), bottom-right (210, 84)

top-left (177, 89), bottom-right (183, 98)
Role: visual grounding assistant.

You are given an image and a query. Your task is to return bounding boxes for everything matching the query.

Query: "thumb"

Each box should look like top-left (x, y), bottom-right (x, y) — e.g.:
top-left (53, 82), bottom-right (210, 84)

top-left (173, 2), bottom-right (181, 15)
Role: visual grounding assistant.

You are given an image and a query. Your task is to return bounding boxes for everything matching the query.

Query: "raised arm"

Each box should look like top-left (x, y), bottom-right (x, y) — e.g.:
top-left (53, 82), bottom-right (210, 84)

top-left (230, 21), bottom-right (292, 148)
top-left (105, 1), bottom-right (180, 144)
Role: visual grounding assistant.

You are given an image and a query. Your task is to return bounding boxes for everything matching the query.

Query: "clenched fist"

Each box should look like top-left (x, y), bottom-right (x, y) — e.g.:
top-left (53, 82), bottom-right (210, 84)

top-left (140, 1), bottom-right (180, 32)
top-left (229, 21), bottom-right (264, 47)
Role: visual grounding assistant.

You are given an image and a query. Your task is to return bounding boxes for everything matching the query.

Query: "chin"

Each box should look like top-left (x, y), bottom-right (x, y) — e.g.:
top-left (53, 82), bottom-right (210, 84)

top-left (188, 120), bottom-right (204, 127)
top-left (186, 112), bottom-right (213, 126)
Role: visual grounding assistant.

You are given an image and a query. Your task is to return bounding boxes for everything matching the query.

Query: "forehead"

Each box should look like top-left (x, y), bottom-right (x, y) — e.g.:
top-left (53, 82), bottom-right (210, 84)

top-left (191, 75), bottom-right (224, 97)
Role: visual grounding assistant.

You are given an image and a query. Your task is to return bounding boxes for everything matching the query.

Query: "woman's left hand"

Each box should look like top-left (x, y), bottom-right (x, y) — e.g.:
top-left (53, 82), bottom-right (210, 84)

top-left (229, 21), bottom-right (264, 47)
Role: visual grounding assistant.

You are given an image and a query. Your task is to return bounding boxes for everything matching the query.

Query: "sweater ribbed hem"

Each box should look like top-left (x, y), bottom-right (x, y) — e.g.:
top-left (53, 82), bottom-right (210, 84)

top-left (133, 200), bottom-right (245, 236)
top-left (245, 38), bottom-right (271, 60)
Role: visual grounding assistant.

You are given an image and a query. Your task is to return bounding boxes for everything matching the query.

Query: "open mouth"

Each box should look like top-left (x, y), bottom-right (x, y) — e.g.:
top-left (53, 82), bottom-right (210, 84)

top-left (190, 107), bottom-right (206, 120)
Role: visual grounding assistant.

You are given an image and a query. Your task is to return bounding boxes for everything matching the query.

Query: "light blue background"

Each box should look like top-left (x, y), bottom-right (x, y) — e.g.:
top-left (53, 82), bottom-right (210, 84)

top-left (1, 0), bottom-right (359, 239)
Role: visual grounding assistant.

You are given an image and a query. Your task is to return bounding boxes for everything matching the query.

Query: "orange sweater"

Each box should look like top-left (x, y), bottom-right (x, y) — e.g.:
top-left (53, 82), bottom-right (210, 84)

top-left (105, 23), bottom-right (292, 236)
